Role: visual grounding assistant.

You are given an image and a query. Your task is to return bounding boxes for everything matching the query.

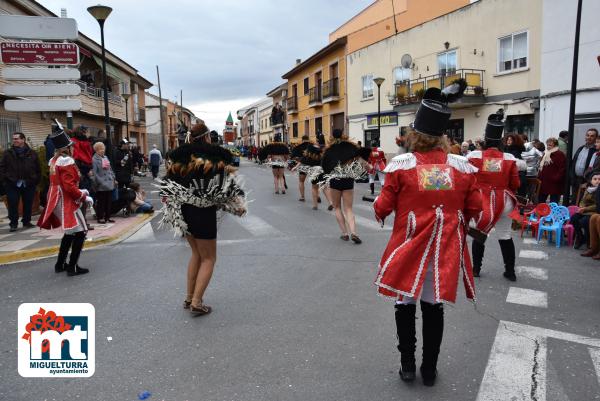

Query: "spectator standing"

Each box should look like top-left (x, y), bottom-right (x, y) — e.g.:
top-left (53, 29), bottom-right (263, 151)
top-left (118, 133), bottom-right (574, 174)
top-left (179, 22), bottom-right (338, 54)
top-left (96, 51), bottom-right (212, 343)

top-left (538, 137), bottom-right (567, 203)
top-left (460, 141), bottom-right (470, 156)
top-left (148, 144), bottom-right (162, 179)
top-left (557, 130), bottom-right (568, 154)
top-left (571, 128), bottom-right (598, 203)
top-left (584, 136), bottom-right (600, 181)
top-left (114, 139), bottom-right (133, 189)
top-left (0, 133), bottom-right (40, 231)
top-left (91, 142), bottom-right (115, 224)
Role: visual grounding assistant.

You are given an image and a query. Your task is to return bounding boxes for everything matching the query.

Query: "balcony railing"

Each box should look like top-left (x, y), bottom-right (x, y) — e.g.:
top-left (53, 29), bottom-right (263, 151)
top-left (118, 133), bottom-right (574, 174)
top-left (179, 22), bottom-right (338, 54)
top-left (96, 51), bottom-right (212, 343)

top-left (287, 96), bottom-right (298, 113)
top-left (134, 108), bottom-right (146, 123)
top-left (389, 69), bottom-right (486, 106)
top-left (308, 86), bottom-right (322, 105)
top-left (75, 80), bottom-right (122, 104)
top-left (270, 112), bottom-right (285, 127)
top-left (322, 78), bottom-right (339, 100)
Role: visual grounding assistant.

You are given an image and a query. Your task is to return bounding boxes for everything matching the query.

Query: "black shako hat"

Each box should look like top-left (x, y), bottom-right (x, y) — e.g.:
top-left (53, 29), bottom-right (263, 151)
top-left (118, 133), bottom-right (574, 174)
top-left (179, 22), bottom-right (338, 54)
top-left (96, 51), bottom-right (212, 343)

top-left (485, 109), bottom-right (505, 142)
top-left (50, 119), bottom-right (73, 149)
top-left (411, 79), bottom-right (467, 137)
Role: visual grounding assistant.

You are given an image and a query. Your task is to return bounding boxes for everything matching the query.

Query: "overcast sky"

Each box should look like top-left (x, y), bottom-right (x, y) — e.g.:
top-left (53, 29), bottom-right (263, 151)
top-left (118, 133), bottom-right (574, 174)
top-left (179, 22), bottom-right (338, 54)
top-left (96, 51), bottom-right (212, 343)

top-left (39, 0), bottom-right (372, 130)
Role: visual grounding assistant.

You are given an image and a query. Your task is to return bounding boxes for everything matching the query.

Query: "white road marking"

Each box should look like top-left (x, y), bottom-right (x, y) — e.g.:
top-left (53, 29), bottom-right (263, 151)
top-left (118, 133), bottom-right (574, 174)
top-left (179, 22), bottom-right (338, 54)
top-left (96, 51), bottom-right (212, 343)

top-left (590, 348), bottom-right (600, 387)
top-left (519, 250), bottom-right (548, 260)
top-left (0, 234), bottom-right (14, 240)
top-left (506, 287), bottom-right (548, 308)
top-left (0, 239), bottom-right (40, 252)
top-left (516, 266), bottom-right (548, 280)
top-left (240, 215), bottom-right (281, 237)
top-left (523, 238), bottom-right (537, 245)
top-left (354, 203), bottom-right (374, 213)
top-left (477, 320), bottom-right (600, 401)
top-left (124, 222), bottom-right (156, 242)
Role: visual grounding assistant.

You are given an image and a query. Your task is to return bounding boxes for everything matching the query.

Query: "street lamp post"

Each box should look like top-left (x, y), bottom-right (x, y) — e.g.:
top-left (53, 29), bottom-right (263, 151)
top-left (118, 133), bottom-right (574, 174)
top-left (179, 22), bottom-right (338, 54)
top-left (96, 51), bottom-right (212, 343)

top-left (87, 5), bottom-right (113, 158)
top-left (121, 92), bottom-right (130, 139)
top-left (373, 77), bottom-right (385, 147)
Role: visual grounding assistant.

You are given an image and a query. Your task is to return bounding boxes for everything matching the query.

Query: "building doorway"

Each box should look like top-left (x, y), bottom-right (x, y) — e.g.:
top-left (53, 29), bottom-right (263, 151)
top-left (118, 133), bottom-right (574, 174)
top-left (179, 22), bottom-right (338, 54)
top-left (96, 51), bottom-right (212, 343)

top-left (446, 119), bottom-right (464, 143)
top-left (331, 112), bottom-right (345, 135)
top-left (506, 114), bottom-right (535, 141)
top-left (364, 129), bottom-right (380, 148)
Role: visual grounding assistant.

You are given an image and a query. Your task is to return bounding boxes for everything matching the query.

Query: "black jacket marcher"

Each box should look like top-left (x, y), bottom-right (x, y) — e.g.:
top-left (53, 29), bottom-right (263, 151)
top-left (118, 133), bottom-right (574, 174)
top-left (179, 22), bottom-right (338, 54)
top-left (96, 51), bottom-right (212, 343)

top-left (571, 145), bottom-right (596, 180)
top-left (0, 146), bottom-right (40, 188)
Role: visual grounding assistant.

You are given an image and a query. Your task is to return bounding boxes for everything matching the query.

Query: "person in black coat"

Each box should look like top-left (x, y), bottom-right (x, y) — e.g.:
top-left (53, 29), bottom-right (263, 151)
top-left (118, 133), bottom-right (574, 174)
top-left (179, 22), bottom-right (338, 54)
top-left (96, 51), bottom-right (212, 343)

top-left (114, 139), bottom-right (133, 189)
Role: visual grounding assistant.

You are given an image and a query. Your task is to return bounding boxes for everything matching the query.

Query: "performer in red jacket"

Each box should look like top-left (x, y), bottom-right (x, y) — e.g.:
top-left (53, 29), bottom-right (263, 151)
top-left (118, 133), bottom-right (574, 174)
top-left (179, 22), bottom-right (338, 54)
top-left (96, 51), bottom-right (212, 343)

top-left (38, 121), bottom-right (93, 276)
top-left (374, 80), bottom-right (482, 386)
top-left (466, 111), bottom-right (520, 281)
top-left (367, 146), bottom-right (387, 195)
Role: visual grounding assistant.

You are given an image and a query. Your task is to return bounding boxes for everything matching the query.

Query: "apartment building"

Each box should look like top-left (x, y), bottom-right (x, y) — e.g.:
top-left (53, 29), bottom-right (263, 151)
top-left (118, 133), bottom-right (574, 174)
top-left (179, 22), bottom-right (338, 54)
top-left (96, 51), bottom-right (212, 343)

top-left (346, 0), bottom-right (542, 152)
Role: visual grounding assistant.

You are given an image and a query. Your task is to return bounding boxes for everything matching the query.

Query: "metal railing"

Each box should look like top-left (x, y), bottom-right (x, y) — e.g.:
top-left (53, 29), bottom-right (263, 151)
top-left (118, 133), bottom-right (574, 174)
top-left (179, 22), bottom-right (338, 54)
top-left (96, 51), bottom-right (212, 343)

top-left (135, 108), bottom-right (146, 122)
top-left (389, 69), bottom-right (485, 106)
top-left (322, 78), bottom-right (339, 99)
top-left (287, 96), bottom-right (298, 112)
top-left (75, 80), bottom-right (123, 104)
top-left (309, 86), bottom-right (322, 105)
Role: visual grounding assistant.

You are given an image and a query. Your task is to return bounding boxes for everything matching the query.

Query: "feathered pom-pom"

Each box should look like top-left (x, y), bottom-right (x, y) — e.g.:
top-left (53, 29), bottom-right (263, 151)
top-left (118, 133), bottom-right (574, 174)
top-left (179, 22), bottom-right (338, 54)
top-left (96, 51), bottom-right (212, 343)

top-left (441, 78), bottom-right (467, 103)
top-left (321, 159), bottom-right (366, 188)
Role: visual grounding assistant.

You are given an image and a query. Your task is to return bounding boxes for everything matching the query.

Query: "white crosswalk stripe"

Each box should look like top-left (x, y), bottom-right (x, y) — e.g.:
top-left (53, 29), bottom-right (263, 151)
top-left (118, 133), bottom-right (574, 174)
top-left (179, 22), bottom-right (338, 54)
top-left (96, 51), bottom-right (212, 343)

top-left (240, 215), bottom-right (281, 237)
top-left (506, 287), bottom-right (548, 308)
top-left (353, 214), bottom-right (391, 231)
top-left (519, 249), bottom-right (548, 260)
top-left (516, 266), bottom-right (548, 280)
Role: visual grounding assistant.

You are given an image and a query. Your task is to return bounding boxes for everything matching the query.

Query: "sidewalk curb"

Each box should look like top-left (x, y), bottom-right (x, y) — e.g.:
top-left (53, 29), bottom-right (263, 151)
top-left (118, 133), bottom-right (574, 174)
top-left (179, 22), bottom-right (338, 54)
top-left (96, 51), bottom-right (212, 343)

top-left (0, 213), bottom-right (154, 265)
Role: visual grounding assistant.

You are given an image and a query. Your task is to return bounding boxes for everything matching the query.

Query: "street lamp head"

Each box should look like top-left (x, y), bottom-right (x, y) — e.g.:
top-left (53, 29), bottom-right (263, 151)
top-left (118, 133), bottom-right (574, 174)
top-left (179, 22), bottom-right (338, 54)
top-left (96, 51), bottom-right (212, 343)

top-left (373, 77), bottom-right (385, 87)
top-left (87, 5), bottom-right (112, 23)
top-left (121, 93), bottom-right (131, 101)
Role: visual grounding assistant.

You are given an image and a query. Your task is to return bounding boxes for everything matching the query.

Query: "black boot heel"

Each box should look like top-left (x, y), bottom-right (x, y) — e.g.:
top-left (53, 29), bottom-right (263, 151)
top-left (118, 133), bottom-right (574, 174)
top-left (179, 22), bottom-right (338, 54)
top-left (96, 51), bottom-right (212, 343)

top-left (395, 303), bottom-right (417, 382)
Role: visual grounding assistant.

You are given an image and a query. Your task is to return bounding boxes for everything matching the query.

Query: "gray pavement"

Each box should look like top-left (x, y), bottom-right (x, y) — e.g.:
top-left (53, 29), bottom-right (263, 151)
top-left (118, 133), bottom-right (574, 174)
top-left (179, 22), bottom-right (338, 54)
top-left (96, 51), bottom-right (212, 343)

top-left (1, 159), bottom-right (599, 401)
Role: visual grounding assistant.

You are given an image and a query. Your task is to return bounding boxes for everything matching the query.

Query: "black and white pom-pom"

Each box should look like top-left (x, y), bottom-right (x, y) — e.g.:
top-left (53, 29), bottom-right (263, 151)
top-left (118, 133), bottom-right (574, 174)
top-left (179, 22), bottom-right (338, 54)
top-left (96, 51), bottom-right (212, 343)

top-left (441, 78), bottom-right (467, 103)
top-left (321, 159), bottom-right (366, 188)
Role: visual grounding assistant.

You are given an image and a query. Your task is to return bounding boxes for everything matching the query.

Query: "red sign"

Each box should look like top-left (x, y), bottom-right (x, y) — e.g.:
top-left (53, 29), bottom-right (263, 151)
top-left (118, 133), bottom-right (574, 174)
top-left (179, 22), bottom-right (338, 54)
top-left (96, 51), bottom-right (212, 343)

top-left (0, 42), bottom-right (79, 65)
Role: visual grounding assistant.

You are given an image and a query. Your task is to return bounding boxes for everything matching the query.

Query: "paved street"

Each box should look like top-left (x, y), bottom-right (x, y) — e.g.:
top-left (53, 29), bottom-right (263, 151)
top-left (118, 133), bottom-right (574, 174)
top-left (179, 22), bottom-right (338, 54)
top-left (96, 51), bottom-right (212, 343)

top-left (1, 159), bottom-right (600, 401)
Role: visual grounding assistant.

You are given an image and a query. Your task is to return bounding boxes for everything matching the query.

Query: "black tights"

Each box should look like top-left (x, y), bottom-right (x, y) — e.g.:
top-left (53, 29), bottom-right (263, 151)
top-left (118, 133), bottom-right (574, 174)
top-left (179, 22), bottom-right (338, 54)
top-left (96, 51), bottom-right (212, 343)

top-left (56, 231), bottom-right (86, 269)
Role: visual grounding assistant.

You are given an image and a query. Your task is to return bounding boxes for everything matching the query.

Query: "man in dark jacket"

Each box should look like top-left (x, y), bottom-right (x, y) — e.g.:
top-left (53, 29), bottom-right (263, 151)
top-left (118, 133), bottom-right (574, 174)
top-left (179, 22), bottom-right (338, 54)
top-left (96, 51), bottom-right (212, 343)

top-left (114, 139), bottom-right (133, 189)
top-left (0, 133), bottom-right (41, 231)
top-left (571, 128), bottom-right (598, 203)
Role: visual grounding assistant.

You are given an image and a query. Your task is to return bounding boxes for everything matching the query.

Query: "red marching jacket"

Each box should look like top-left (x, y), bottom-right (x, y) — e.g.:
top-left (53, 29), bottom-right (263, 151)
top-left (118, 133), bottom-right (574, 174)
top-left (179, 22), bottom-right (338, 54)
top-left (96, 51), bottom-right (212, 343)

top-left (373, 150), bottom-right (482, 303)
top-left (368, 148), bottom-right (387, 174)
top-left (466, 149), bottom-right (520, 234)
top-left (38, 155), bottom-right (86, 231)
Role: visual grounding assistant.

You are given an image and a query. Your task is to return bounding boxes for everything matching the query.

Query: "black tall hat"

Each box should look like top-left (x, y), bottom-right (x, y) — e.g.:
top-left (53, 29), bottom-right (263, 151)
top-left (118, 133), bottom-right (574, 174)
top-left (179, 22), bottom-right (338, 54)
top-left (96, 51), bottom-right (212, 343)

top-left (485, 109), bottom-right (505, 142)
top-left (411, 79), bottom-right (467, 137)
top-left (50, 119), bottom-right (73, 149)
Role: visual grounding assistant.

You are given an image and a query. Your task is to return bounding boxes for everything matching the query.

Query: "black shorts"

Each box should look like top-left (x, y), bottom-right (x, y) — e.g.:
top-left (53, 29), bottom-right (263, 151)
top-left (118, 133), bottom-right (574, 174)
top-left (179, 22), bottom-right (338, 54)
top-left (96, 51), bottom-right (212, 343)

top-left (272, 166), bottom-right (284, 171)
top-left (311, 173), bottom-right (324, 186)
top-left (299, 172), bottom-right (307, 177)
top-left (181, 204), bottom-right (217, 240)
top-left (329, 178), bottom-right (354, 191)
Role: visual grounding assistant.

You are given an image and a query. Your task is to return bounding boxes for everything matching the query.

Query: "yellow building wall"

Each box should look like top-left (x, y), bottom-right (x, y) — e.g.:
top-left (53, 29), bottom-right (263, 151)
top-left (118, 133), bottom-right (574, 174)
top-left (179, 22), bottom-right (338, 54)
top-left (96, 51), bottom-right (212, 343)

top-left (286, 46), bottom-right (347, 145)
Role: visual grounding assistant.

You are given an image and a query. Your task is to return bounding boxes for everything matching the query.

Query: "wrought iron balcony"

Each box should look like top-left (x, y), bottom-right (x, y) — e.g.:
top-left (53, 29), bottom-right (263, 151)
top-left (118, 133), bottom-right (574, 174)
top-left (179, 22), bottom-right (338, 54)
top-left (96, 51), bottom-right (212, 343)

top-left (389, 69), bottom-right (486, 106)
top-left (308, 86), bottom-right (322, 106)
top-left (287, 96), bottom-right (298, 113)
top-left (322, 78), bottom-right (339, 102)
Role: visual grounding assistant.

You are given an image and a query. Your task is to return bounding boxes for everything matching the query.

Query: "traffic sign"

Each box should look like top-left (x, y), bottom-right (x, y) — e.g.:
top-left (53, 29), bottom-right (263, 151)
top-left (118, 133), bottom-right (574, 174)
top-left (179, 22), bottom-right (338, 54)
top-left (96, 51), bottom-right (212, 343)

top-left (0, 15), bottom-right (78, 40)
top-left (1, 42), bottom-right (79, 65)
top-left (4, 99), bottom-right (82, 112)
top-left (3, 84), bottom-right (81, 97)
top-left (1, 67), bottom-right (81, 81)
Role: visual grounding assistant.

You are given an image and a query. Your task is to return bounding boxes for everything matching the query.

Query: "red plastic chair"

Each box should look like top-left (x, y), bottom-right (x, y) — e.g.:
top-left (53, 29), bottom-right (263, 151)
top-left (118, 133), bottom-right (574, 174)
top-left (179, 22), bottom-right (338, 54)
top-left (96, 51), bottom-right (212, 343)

top-left (520, 203), bottom-right (551, 238)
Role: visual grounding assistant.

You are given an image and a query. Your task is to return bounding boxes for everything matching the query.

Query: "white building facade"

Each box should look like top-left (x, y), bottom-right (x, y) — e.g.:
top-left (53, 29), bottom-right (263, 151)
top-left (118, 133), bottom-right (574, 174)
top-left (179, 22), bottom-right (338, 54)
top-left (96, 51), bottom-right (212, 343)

top-left (538, 0), bottom-right (600, 150)
top-left (346, 0), bottom-right (542, 154)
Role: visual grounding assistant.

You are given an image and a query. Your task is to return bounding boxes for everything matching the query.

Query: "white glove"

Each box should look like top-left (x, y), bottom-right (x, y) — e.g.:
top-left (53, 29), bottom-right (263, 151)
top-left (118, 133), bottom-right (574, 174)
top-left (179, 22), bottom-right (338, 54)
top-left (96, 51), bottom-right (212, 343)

top-left (85, 196), bottom-right (94, 205)
top-left (81, 189), bottom-right (89, 197)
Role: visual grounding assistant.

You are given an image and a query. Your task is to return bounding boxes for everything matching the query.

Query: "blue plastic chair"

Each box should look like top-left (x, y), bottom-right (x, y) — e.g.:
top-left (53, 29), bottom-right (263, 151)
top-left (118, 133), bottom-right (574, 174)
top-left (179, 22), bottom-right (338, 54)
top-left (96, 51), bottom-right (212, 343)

top-left (536, 205), bottom-right (571, 248)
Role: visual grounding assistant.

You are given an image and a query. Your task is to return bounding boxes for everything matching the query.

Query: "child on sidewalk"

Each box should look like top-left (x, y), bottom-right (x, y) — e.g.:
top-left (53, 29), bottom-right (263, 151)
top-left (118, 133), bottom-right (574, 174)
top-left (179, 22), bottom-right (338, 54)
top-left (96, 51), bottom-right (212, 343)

top-left (574, 171), bottom-right (600, 250)
top-left (129, 182), bottom-right (154, 214)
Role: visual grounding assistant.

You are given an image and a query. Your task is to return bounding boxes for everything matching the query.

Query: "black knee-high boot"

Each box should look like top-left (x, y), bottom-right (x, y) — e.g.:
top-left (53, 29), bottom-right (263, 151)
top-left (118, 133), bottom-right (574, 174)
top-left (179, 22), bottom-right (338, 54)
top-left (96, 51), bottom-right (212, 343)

top-left (370, 183), bottom-right (375, 195)
top-left (395, 303), bottom-right (416, 381)
top-left (55, 234), bottom-right (74, 273)
top-left (66, 231), bottom-right (89, 276)
top-left (499, 238), bottom-right (516, 281)
top-left (420, 301), bottom-right (444, 387)
top-left (471, 240), bottom-right (485, 277)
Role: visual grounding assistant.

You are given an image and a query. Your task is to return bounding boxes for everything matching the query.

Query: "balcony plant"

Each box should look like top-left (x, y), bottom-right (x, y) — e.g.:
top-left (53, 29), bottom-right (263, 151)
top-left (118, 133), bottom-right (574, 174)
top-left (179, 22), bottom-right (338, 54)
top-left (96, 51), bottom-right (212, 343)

top-left (414, 88), bottom-right (426, 100)
top-left (474, 86), bottom-right (485, 96)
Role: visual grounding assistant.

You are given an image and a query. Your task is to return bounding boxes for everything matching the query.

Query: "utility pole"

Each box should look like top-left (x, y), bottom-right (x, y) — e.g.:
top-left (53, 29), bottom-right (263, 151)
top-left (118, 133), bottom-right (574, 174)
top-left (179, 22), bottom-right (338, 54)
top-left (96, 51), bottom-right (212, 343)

top-left (180, 89), bottom-right (183, 128)
top-left (156, 65), bottom-right (166, 153)
top-left (564, 0), bottom-right (583, 205)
